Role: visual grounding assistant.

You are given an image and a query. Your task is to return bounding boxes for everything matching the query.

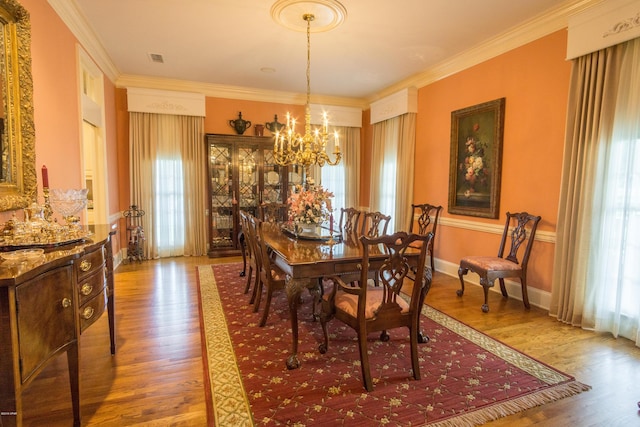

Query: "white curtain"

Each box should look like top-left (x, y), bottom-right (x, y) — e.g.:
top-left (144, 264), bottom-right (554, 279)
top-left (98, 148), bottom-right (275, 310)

top-left (585, 38), bottom-right (640, 345)
top-left (129, 112), bottom-right (207, 259)
top-left (321, 126), bottom-right (361, 214)
top-left (370, 113), bottom-right (416, 232)
top-left (551, 37), bottom-right (640, 347)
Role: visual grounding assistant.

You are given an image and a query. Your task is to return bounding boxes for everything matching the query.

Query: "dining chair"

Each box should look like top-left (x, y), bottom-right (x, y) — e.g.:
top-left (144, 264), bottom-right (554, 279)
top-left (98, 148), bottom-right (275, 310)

top-left (409, 203), bottom-right (442, 272)
top-left (240, 211), bottom-right (262, 306)
top-left (360, 211), bottom-right (391, 238)
top-left (258, 202), bottom-right (288, 223)
top-left (457, 211), bottom-right (542, 312)
top-left (254, 217), bottom-right (287, 326)
top-left (318, 231), bottom-right (433, 391)
top-left (338, 207), bottom-right (362, 235)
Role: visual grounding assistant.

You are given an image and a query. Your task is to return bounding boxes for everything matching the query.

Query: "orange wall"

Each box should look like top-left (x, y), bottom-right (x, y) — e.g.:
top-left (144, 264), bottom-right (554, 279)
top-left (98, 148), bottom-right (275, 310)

top-left (27, 0), bottom-right (81, 191)
top-left (411, 30), bottom-right (571, 292)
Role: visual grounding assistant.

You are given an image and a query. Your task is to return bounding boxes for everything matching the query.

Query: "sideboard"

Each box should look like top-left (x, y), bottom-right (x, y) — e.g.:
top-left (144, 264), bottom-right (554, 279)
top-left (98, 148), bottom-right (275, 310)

top-left (0, 224), bottom-right (116, 427)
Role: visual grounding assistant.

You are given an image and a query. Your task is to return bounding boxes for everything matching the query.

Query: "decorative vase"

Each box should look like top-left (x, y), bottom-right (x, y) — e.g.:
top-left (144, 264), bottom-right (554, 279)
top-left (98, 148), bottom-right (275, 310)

top-left (297, 223), bottom-right (320, 235)
top-left (265, 114), bottom-right (285, 133)
top-left (254, 124), bottom-right (264, 136)
top-left (229, 112), bottom-right (251, 135)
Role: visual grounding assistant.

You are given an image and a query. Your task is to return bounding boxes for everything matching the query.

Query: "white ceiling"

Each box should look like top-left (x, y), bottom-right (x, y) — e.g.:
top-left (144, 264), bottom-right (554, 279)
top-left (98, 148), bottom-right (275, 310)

top-left (68, 0), bottom-right (591, 103)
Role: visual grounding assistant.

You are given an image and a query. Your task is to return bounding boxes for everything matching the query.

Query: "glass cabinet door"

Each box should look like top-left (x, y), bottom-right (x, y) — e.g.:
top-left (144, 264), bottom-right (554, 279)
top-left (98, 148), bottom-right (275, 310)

top-left (208, 142), bottom-right (233, 249)
top-left (262, 148), bottom-right (284, 204)
top-left (237, 145), bottom-right (259, 218)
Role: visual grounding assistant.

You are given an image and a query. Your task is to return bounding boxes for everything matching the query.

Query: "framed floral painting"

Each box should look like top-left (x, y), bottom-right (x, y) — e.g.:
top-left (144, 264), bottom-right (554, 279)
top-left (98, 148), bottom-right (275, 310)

top-left (448, 98), bottom-right (505, 218)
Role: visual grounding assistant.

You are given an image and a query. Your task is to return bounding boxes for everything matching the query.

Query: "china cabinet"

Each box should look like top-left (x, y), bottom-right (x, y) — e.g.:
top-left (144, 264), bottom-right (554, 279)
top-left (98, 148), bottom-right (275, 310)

top-left (206, 134), bottom-right (304, 257)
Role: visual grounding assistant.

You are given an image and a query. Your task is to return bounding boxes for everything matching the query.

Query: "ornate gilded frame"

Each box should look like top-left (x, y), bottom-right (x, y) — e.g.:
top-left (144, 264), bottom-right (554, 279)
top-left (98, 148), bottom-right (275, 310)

top-left (0, 0), bottom-right (36, 211)
top-left (448, 98), bottom-right (505, 219)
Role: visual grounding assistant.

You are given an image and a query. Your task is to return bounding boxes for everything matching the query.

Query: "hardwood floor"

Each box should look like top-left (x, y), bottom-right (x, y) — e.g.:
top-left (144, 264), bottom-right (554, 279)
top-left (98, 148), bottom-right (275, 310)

top-left (19, 256), bottom-right (640, 426)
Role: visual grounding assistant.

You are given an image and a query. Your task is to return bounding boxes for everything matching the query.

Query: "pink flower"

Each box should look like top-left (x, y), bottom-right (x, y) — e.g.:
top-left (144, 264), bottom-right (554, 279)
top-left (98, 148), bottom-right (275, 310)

top-left (287, 183), bottom-right (334, 224)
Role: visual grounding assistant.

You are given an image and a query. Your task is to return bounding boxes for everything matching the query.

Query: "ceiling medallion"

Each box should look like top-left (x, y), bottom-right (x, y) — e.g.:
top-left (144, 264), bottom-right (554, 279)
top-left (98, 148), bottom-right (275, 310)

top-left (270, 0), bottom-right (347, 33)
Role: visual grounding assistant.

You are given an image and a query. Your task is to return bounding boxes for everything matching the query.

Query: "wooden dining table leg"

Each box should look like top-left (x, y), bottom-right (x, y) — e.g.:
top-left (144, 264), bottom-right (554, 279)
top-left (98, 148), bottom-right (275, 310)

top-left (285, 276), bottom-right (312, 370)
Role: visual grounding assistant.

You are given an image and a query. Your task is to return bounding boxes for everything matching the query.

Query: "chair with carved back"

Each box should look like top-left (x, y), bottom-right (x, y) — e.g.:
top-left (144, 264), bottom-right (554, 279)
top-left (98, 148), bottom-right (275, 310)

top-left (318, 231), bottom-right (433, 391)
top-left (360, 211), bottom-right (391, 238)
top-left (253, 217), bottom-right (287, 326)
top-left (457, 211), bottom-right (542, 312)
top-left (409, 203), bottom-right (442, 272)
top-left (338, 207), bottom-right (362, 236)
top-left (239, 211), bottom-right (259, 299)
top-left (241, 211), bottom-right (266, 307)
top-left (258, 202), bottom-right (288, 224)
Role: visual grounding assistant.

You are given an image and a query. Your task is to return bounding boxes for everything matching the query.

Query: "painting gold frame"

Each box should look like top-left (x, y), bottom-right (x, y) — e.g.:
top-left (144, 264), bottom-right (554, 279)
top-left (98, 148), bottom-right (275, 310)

top-left (448, 98), bottom-right (505, 219)
top-left (0, 0), bottom-right (36, 211)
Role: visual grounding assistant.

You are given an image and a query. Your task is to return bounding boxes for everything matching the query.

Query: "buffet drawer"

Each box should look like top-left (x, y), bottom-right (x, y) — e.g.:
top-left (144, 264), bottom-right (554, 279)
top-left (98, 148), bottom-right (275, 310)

top-left (75, 245), bottom-right (105, 282)
top-left (78, 288), bottom-right (107, 333)
top-left (77, 268), bottom-right (105, 306)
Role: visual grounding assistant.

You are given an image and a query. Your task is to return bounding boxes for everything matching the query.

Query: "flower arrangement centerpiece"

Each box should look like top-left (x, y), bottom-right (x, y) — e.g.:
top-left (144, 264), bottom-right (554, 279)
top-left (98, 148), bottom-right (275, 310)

top-left (287, 178), bottom-right (334, 229)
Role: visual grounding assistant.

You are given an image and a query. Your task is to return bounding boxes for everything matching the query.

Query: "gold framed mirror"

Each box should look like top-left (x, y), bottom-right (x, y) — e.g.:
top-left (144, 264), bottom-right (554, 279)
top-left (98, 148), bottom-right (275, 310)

top-left (0, 0), bottom-right (35, 211)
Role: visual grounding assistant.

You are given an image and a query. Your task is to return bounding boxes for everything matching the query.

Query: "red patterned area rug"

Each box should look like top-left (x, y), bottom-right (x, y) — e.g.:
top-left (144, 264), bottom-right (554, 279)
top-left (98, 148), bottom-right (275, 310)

top-left (197, 263), bottom-right (589, 426)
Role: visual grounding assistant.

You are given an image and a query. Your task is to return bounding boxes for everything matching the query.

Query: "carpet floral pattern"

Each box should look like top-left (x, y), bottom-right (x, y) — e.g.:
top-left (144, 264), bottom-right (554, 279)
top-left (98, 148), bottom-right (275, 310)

top-left (198, 263), bottom-right (590, 426)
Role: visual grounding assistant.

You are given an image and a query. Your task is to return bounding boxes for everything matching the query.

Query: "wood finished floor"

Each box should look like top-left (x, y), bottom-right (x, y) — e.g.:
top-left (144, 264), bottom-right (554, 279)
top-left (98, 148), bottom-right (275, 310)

top-left (20, 255), bottom-right (640, 426)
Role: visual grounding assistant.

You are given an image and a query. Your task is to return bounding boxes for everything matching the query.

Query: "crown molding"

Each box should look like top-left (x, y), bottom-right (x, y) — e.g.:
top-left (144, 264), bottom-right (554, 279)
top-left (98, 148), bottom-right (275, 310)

top-left (115, 74), bottom-right (368, 110)
top-left (47, 0), bottom-right (119, 82)
top-left (365, 0), bottom-right (603, 103)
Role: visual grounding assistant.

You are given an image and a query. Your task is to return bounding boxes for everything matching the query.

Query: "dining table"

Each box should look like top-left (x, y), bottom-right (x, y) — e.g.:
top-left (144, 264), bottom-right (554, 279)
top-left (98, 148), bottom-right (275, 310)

top-left (261, 223), bottom-right (430, 370)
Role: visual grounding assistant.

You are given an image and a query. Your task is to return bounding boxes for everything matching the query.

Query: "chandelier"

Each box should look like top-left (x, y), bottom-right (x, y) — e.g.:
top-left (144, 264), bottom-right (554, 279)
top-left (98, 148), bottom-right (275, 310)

top-left (273, 13), bottom-right (341, 173)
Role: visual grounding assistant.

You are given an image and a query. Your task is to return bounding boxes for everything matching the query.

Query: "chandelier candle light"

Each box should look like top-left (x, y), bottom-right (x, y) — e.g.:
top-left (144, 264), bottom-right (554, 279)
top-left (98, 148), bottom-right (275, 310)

top-left (273, 13), bottom-right (341, 173)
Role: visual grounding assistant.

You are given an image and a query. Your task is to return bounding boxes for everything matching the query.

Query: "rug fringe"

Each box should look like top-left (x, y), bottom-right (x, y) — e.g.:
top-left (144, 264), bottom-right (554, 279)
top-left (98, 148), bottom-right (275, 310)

top-left (426, 381), bottom-right (591, 426)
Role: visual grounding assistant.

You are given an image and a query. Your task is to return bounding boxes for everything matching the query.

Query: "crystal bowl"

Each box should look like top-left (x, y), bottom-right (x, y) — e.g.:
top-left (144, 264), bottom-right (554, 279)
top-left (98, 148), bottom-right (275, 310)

top-left (49, 188), bottom-right (89, 223)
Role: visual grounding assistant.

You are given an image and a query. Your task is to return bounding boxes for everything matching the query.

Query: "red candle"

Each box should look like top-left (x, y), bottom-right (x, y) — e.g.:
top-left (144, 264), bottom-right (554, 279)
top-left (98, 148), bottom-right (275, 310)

top-left (42, 165), bottom-right (49, 188)
top-left (329, 213), bottom-right (334, 235)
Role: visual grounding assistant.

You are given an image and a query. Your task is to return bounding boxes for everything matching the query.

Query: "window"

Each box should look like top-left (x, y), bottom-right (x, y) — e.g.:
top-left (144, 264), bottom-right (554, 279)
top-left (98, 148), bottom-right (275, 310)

top-left (154, 157), bottom-right (185, 256)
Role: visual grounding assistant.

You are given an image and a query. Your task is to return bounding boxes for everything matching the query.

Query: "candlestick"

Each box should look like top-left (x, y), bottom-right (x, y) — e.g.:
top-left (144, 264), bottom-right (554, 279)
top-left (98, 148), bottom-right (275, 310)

top-left (42, 165), bottom-right (49, 188)
top-left (43, 187), bottom-right (53, 221)
top-left (329, 213), bottom-right (334, 235)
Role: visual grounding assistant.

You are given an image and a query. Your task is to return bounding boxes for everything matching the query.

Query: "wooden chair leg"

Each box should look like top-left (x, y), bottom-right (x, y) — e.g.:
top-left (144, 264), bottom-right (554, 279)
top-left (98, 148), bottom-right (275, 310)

top-left (243, 265), bottom-right (253, 294)
top-left (456, 267), bottom-right (467, 297)
top-left (520, 277), bottom-right (531, 309)
top-left (358, 332), bottom-right (373, 392)
top-left (249, 272), bottom-right (260, 304)
top-left (429, 242), bottom-right (435, 272)
top-left (410, 328), bottom-right (421, 381)
top-left (499, 278), bottom-right (508, 297)
top-left (253, 279), bottom-right (263, 312)
top-left (239, 234), bottom-right (247, 277)
top-left (259, 286), bottom-right (275, 326)
top-left (482, 284), bottom-right (490, 313)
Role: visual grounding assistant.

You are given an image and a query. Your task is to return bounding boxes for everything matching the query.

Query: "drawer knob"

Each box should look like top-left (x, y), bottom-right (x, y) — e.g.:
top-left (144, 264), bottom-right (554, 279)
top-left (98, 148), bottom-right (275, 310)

top-left (61, 297), bottom-right (72, 308)
top-left (82, 306), bottom-right (95, 320)
top-left (80, 260), bottom-right (92, 272)
top-left (81, 283), bottom-right (93, 296)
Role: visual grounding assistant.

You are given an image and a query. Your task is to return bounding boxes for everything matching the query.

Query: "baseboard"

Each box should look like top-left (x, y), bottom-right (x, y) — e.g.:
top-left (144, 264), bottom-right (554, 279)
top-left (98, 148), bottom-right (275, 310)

top-left (114, 249), bottom-right (124, 270)
top-left (435, 258), bottom-right (551, 311)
